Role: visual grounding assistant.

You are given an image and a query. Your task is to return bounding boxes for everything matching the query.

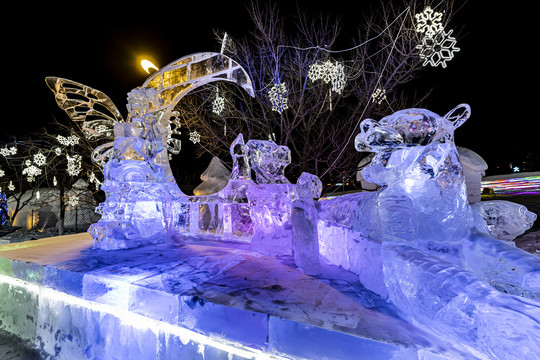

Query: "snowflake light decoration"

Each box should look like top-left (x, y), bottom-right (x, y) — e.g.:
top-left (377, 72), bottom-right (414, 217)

top-left (308, 60), bottom-right (346, 94)
top-left (67, 195), bottom-right (79, 207)
top-left (66, 154), bottom-right (82, 176)
top-left (189, 131), bottom-right (201, 144)
top-left (212, 90), bottom-right (225, 115)
top-left (8, 181), bottom-right (15, 191)
top-left (55, 147), bottom-right (62, 156)
top-left (416, 29), bottom-right (460, 68)
top-left (53, 176), bottom-right (58, 186)
top-left (33, 152), bottom-right (46, 166)
top-left (0, 169), bottom-right (4, 177)
top-left (22, 164), bottom-right (42, 178)
top-left (268, 81), bottom-right (289, 114)
top-left (0, 147), bottom-right (17, 157)
top-left (371, 88), bottom-right (387, 105)
top-left (57, 134), bottom-right (80, 146)
top-left (415, 6), bottom-right (444, 38)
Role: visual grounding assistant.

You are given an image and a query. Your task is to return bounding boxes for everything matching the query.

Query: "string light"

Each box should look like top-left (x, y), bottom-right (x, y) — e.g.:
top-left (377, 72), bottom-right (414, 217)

top-left (0, 147), bottom-right (17, 156)
top-left (66, 154), bottom-right (82, 176)
top-left (57, 134), bottom-right (80, 146)
top-left (307, 60), bottom-right (346, 94)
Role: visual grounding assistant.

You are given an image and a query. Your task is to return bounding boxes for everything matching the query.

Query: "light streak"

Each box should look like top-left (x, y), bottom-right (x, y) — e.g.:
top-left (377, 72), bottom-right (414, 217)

top-left (481, 176), bottom-right (540, 195)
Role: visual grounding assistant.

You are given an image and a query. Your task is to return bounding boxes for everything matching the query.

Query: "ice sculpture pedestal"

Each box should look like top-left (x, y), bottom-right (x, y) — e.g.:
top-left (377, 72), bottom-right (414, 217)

top-left (0, 233), bottom-right (482, 360)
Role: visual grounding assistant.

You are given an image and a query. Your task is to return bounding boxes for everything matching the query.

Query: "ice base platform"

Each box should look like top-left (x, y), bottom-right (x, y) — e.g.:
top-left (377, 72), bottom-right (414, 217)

top-left (0, 234), bottom-right (486, 359)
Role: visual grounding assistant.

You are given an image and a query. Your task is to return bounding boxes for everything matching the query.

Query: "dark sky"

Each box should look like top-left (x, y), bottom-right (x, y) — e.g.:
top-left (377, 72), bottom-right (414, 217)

top-left (3, 1), bottom-right (536, 175)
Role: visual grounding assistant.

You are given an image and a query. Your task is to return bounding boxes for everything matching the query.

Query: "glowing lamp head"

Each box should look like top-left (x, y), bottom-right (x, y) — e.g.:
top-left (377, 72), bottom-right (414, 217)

top-left (141, 59), bottom-right (159, 74)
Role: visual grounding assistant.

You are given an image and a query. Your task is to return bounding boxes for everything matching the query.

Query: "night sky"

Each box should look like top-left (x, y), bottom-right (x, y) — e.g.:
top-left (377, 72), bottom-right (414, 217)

top-left (3, 1), bottom-right (536, 176)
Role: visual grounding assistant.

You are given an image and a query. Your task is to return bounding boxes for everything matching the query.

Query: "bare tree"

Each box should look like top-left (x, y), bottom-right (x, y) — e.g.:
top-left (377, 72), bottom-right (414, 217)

top-left (172, 1), bottom-right (463, 191)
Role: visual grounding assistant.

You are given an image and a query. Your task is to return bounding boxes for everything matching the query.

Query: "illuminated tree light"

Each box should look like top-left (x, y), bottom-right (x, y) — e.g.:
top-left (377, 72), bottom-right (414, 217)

top-left (66, 154), bottom-right (82, 176)
top-left (54, 147), bottom-right (62, 156)
top-left (57, 134), bottom-right (80, 146)
top-left (8, 181), bottom-right (15, 191)
top-left (189, 131), bottom-right (201, 144)
top-left (268, 81), bottom-right (289, 114)
top-left (33, 152), bottom-right (46, 166)
top-left (212, 90), bottom-right (226, 115)
top-left (416, 29), bottom-right (460, 68)
top-left (0, 147), bottom-right (17, 157)
top-left (22, 164), bottom-right (42, 178)
top-left (371, 88), bottom-right (387, 105)
top-left (67, 195), bottom-right (79, 207)
top-left (307, 60), bottom-right (346, 95)
top-left (0, 169), bottom-right (4, 177)
top-left (415, 6), bottom-right (444, 38)
top-left (53, 176), bottom-right (58, 186)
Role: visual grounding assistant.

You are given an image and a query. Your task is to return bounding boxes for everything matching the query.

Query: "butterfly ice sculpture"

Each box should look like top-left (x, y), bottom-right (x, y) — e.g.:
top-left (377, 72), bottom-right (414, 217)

top-left (46, 52), bottom-right (255, 174)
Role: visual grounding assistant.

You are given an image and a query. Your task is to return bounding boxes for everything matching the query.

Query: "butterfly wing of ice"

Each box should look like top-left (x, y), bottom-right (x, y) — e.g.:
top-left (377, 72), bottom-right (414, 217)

top-left (45, 77), bottom-right (124, 168)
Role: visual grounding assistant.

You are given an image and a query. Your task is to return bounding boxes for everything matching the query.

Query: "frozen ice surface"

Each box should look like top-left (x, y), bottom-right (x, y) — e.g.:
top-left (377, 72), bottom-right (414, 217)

top-left (471, 200), bottom-right (537, 240)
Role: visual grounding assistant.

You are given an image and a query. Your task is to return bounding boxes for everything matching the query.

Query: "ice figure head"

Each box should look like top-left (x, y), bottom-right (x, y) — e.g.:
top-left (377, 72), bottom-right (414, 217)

top-left (296, 172), bottom-right (322, 199)
top-left (246, 139), bottom-right (291, 184)
top-left (126, 87), bottom-right (162, 118)
top-left (355, 104), bottom-right (471, 153)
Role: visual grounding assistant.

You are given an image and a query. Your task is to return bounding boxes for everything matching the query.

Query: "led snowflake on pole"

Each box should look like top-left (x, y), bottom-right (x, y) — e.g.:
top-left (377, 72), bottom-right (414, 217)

top-left (33, 152), bottom-right (46, 166)
top-left (212, 90), bottom-right (225, 115)
top-left (189, 131), bottom-right (201, 144)
top-left (66, 154), bottom-right (82, 176)
top-left (268, 81), bottom-right (289, 114)
top-left (416, 29), bottom-right (460, 68)
top-left (415, 6), bottom-right (444, 38)
top-left (308, 60), bottom-right (346, 95)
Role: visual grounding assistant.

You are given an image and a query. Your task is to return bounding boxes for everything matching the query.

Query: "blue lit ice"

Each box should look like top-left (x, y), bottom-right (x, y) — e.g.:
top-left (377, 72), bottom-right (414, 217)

top-left (3, 58), bottom-right (538, 359)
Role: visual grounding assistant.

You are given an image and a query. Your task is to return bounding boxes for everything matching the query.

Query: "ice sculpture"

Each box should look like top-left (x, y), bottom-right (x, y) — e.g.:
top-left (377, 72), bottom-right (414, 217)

top-left (353, 104), bottom-right (473, 246)
top-left (193, 157), bottom-right (231, 195)
top-left (472, 200), bottom-right (537, 241)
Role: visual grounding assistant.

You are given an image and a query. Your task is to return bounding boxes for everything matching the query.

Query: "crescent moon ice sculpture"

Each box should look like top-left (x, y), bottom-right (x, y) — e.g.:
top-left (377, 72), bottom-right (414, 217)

top-left (46, 52), bottom-right (254, 179)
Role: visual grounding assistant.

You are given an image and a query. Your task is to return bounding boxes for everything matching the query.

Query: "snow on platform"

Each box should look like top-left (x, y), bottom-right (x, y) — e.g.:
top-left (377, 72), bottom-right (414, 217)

top-left (0, 233), bottom-right (474, 359)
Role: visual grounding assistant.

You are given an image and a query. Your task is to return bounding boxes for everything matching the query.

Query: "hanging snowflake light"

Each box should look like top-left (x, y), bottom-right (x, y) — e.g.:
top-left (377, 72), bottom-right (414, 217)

top-left (66, 154), bottom-right (82, 176)
top-left (416, 29), bottom-right (460, 68)
top-left (371, 88), bottom-right (387, 105)
top-left (415, 6), bottom-right (444, 38)
top-left (88, 172), bottom-right (102, 190)
top-left (33, 152), bottom-right (46, 166)
top-left (0, 146), bottom-right (17, 157)
top-left (53, 176), bottom-right (58, 187)
top-left (22, 164), bottom-right (42, 178)
top-left (57, 134), bottom-right (80, 146)
top-left (308, 60), bottom-right (346, 95)
top-left (36, 190), bottom-right (40, 200)
top-left (212, 90), bottom-right (226, 115)
top-left (8, 181), bottom-right (15, 191)
top-left (0, 169), bottom-right (4, 177)
top-left (54, 147), bottom-right (62, 156)
top-left (189, 131), bottom-right (201, 144)
top-left (67, 195), bottom-right (79, 207)
top-left (268, 81), bottom-right (289, 114)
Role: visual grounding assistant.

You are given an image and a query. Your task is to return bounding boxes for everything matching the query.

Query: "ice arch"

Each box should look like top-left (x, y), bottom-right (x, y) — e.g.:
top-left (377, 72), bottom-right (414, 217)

top-left (138, 52), bottom-right (255, 180)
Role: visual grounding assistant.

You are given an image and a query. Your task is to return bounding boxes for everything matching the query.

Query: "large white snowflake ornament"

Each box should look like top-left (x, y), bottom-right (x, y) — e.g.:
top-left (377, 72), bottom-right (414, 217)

top-left (415, 6), bottom-right (444, 38)
top-left (416, 29), bottom-right (460, 68)
top-left (268, 81), bottom-right (289, 114)
top-left (308, 60), bottom-right (346, 94)
top-left (189, 131), bottom-right (201, 144)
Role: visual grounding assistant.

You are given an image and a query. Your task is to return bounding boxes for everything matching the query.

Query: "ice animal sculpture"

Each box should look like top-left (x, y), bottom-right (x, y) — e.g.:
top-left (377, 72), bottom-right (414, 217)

top-left (316, 104), bottom-right (540, 359)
